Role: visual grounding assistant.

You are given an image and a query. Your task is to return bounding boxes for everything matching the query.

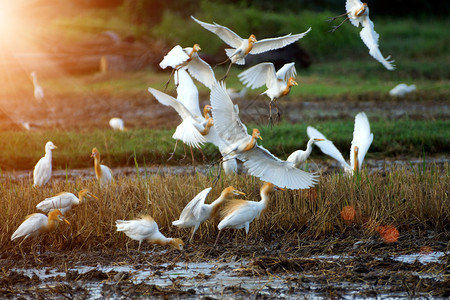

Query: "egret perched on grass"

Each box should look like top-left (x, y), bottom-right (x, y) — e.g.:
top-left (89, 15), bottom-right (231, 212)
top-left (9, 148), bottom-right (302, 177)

top-left (30, 71), bottom-right (44, 102)
top-left (389, 83), bottom-right (416, 97)
top-left (238, 62), bottom-right (298, 122)
top-left (36, 189), bottom-right (98, 215)
top-left (191, 16), bottom-right (311, 79)
top-left (327, 0), bottom-right (395, 70)
top-left (109, 117), bottom-right (125, 131)
top-left (307, 112), bottom-right (373, 174)
top-left (210, 81), bottom-right (318, 189)
top-left (286, 137), bottom-right (325, 168)
top-left (172, 186), bottom-right (246, 242)
top-left (91, 147), bottom-right (113, 186)
top-left (214, 182), bottom-right (284, 246)
top-left (33, 141), bottom-right (57, 187)
top-left (11, 209), bottom-right (70, 242)
top-left (160, 44), bottom-right (215, 89)
top-left (116, 215), bottom-right (184, 251)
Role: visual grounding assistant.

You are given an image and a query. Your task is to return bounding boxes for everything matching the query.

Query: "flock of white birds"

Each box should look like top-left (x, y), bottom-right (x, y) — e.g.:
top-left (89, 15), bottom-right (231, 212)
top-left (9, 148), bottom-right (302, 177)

top-left (12, 0), bottom-right (411, 250)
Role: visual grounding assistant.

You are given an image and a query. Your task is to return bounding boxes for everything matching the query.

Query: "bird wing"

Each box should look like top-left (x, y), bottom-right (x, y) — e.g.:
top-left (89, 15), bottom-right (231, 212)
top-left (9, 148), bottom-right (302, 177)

top-left (36, 192), bottom-right (76, 213)
top-left (209, 81), bottom-right (249, 144)
top-left (159, 45), bottom-right (190, 69)
top-left (307, 126), bottom-right (351, 170)
top-left (238, 62), bottom-right (276, 89)
top-left (11, 213), bottom-right (47, 240)
top-left (186, 56), bottom-right (216, 89)
top-left (115, 219), bottom-right (157, 237)
top-left (276, 62), bottom-right (296, 81)
top-left (219, 201), bottom-right (260, 229)
top-left (350, 112), bottom-right (373, 170)
top-left (191, 16), bottom-right (244, 48)
top-left (148, 87), bottom-right (194, 121)
top-left (250, 28), bottom-right (311, 55)
top-left (33, 156), bottom-right (51, 186)
top-left (172, 116), bottom-right (207, 148)
top-left (360, 17), bottom-right (395, 70)
top-left (240, 145), bottom-right (318, 190)
top-left (178, 187), bottom-right (212, 222)
top-left (175, 68), bottom-right (203, 117)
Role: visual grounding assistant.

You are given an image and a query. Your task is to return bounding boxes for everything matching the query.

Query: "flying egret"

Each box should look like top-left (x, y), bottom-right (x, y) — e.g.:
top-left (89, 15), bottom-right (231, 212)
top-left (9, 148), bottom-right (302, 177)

top-left (307, 112), bottom-right (373, 174)
top-left (172, 186), bottom-right (246, 242)
top-left (238, 62), bottom-right (298, 122)
top-left (11, 209), bottom-right (70, 242)
top-left (214, 182), bottom-right (284, 246)
top-left (30, 71), bottom-right (44, 102)
top-left (191, 16), bottom-right (311, 79)
top-left (327, 0), bottom-right (395, 70)
top-left (109, 117), bottom-right (125, 131)
top-left (91, 147), bottom-right (114, 186)
top-left (389, 83), bottom-right (416, 97)
top-left (210, 81), bottom-right (318, 189)
top-left (160, 44), bottom-right (215, 89)
top-left (116, 215), bottom-right (184, 251)
top-left (286, 137), bottom-right (325, 168)
top-left (36, 189), bottom-right (98, 215)
top-left (33, 141), bottom-right (57, 187)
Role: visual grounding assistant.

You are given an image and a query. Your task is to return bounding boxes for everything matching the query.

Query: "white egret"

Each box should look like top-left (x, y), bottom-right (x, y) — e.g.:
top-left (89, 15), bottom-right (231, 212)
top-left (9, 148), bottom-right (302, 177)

top-left (215, 182), bottom-right (283, 245)
top-left (33, 141), bottom-right (57, 187)
top-left (116, 215), bottom-right (184, 251)
top-left (307, 112), bottom-right (373, 174)
top-left (191, 16), bottom-right (311, 79)
top-left (328, 0), bottom-right (395, 70)
top-left (389, 83), bottom-right (416, 97)
top-left (11, 209), bottom-right (70, 242)
top-left (109, 117), bottom-right (125, 131)
top-left (36, 189), bottom-right (98, 215)
top-left (286, 137), bottom-right (325, 168)
top-left (172, 186), bottom-right (245, 242)
top-left (160, 44), bottom-right (215, 89)
top-left (91, 147), bottom-right (113, 186)
top-left (30, 71), bottom-right (44, 102)
top-left (238, 62), bottom-right (298, 122)
top-left (210, 81), bottom-right (318, 189)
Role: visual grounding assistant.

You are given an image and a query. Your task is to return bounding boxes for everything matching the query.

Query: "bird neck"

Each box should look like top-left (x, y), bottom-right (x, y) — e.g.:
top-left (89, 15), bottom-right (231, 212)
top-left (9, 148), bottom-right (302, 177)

top-left (355, 4), bottom-right (367, 16)
top-left (245, 38), bottom-right (254, 55)
top-left (203, 107), bottom-right (211, 119)
top-left (200, 118), bottom-right (213, 135)
top-left (46, 213), bottom-right (61, 232)
top-left (242, 135), bottom-right (258, 152)
top-left (304, 139), bottom-right (315, 156)
top-left (258, 188), bottom-right (272, 216)
top-left (94, 157), bottom-right (102, 178)
top-left (209, 194), bottom-right (229, 218)
top-left (353, 147), bottom-right (359, 173)
top-left (281, 84), bottom-right (292, 97)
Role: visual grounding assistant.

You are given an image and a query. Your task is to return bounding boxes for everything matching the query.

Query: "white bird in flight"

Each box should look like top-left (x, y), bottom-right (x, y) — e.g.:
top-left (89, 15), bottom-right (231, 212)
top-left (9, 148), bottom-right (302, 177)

top-left (210, 81), bottom-right (318, 189)
top-left (286, 137), bottom-right (325, 168)
top-left (116, 215), bottom-right (184, 251)
top-left (36, 189), bottom-right (98, 215)
top-left (172, 186), bottom-right (245, 242)
top-left (328, 0), bottom-right (395, 70)
top-left (30, 71), bottom-right (44, 102)
top-left (91, 147), bottom-right (114, 186)
top-left (109, 117), bottom-right (125, 131)
top-left (307, 112), bottom-right (373, 174)
top-left (33, 141), bottom-right (57, 187)
top-left (215, 182), bottom-right (283, 245)
top-left (389, 83), bottom-right (416, 97)
top-left (238, 62), bottom-right (298, 122)
top-left (191, 16), bottom-right (311, 79)
top-left (11, 209), bottom-right (70, 242)
top-left (160, 44), bottom-right (215, 89)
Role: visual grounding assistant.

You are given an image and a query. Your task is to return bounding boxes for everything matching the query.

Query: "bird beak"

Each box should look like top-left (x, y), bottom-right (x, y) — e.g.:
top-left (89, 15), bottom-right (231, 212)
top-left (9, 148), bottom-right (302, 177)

top-left (275, 186), bottom-right (286, 191)
top-left (258, 135), bottom-right (263, 141)
top-left (316, 138), bottom-right (325, 141)
top-left (233, 190), bottom-right (246, 196)
top-left (52, 145), bottom-right (58, 149)
top-left (293, 80), bottom-right (298, 86)
top-left (59, 216), bottom-right (71, 225)
top-left (88, 192), bottom-right (99, 200)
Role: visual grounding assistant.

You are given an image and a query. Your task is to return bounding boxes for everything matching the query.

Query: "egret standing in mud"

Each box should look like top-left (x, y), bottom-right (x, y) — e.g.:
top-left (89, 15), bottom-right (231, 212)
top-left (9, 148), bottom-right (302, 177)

top-left (116, 215), bottom-right (184, 251)
top-left (172, 186), bottom-right (245, 242)
top-left (91, 147), bottom-right (114, 186)
top-left (286, 137), bottom-right (325, 168)
top-left (33, 141), bottom-right (57, 187)
top-left (36, 189), bottom-right (98, 215)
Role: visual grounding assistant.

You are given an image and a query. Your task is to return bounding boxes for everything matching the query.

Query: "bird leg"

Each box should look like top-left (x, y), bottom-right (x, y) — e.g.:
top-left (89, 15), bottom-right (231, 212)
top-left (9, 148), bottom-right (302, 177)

top-left (329, 17), bottom-right (350, 32)
top-left (137, 240), bottom-right (142, 252)
top-left (190, 146), bottom-right (195, 164)
top-left (167, 140), bottom-right (179, 161)
top-left (219, 61), bottom-right (234, 81)
top-left (198, 147), bottom-right (207, 162)
top-left (268, 100), bottom-right (274, 128)
top-left (273, 101), bottom-right (282, 122)
top-left (326, 12), bottom-right (349, 23)
top-left (189, 228), bottom-right (196, 243)
top-left (163, 69), bottom-right (176, 91)
top-left (213, 230), bottom-right (221, 247)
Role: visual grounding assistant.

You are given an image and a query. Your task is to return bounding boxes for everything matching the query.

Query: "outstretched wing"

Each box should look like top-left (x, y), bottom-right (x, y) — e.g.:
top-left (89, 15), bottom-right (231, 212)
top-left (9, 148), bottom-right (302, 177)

top-left (159, 45), bottom-right (190, 69)
top-left (172, 117), bottom-right (207, 148)
top-left (360, 17), bottom-right (395, 70)
top-left (250, 28), bottom-right (311, 55)
top-left (148, 87), bottom-right (193, 121)
top-left (241, 145), bottom-right (318, 190)
top-left (307, 126), bottom-right (351, 171)
top-left (276, 62), bottom-right (296, 81)
top-left (178, 187), bottom-right (212, 222)
top-left (350, 112), bottom-right (373, 170)
top-left (186, 56), bottom-right (216, 89)
top-left (175, 68), bottom-right (202, 117)
top-left (238, 62), bottom-right (276, 89)
top-left (191, 16), bottom-right (244, 48)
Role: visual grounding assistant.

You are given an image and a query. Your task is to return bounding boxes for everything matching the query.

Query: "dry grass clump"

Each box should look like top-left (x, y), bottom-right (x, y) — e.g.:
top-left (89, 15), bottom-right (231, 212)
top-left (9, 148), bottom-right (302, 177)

top-left (0, 164), bottom-right (447, 252)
